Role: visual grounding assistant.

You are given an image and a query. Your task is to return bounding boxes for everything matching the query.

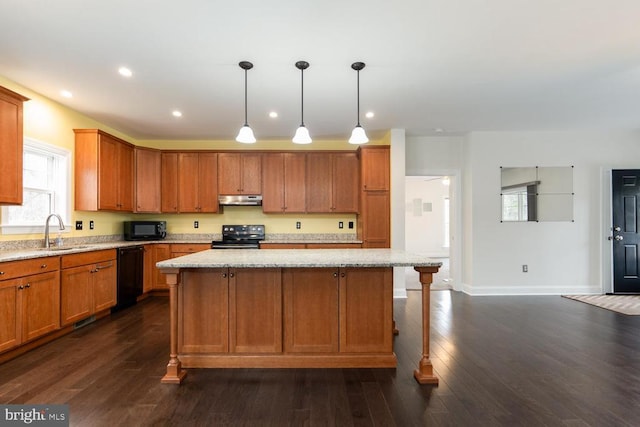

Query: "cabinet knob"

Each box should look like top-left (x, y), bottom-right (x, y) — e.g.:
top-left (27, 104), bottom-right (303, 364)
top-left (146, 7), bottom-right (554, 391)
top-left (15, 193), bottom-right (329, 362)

top-left (333, 272), bottom-right (338, 278)
top-left (222, 273), bottom-right (227, 278)
top-left (41, 264), bottom-right (47, 268)
top-left (229, 272), bottom-right (235, 278)
top-left (25, 283), bottom-right (31, 288)
top-left (18, 285), bottom-right (24, 290)
top-left (0, 271), bottom-right (4, 275)
top-left (341, 272), bottom-right (345, 278)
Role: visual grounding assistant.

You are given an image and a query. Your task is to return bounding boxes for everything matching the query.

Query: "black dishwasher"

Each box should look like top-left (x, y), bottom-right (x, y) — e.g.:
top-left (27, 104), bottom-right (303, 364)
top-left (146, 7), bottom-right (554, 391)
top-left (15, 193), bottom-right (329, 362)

top-left (112, 245), bottom-right (144, 312)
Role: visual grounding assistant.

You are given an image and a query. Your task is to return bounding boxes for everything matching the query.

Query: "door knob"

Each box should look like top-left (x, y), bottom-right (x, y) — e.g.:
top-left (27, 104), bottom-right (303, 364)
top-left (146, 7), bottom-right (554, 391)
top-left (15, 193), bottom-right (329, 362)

top-left (615, 235), bottom-right (624, 241)
top-left (614, 226), bottom-right (621, 232)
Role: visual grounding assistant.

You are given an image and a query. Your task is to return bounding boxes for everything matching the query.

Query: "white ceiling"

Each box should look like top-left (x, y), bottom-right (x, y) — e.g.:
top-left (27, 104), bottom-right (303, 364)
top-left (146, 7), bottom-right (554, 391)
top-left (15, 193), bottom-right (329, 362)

top-left (1, 0), bottom-right (639, 141)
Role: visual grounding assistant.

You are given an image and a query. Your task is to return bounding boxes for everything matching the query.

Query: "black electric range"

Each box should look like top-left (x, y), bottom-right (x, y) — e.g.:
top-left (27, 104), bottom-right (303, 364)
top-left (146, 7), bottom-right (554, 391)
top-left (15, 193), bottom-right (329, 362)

top-left (211, 224), bottom-right (265, 249)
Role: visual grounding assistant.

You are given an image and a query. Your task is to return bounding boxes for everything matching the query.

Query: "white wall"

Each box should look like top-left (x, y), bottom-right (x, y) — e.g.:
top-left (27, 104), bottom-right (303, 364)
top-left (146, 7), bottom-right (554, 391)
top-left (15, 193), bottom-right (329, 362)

top-left (405, 176), bottom-right (450, 256)
top-left (406, 130), bottom-right (640, 295)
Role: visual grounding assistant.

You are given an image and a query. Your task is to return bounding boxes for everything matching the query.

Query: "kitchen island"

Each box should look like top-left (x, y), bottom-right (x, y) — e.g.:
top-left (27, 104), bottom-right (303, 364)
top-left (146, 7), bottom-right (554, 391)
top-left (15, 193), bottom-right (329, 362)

top-left (157, 249), bottom-right (441, 385)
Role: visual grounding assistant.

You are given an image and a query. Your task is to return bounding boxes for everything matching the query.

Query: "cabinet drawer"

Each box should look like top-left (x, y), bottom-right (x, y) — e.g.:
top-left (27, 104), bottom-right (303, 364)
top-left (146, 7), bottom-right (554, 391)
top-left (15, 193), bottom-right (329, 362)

top-left (170, 244), bottom-right (210, 254)
top-left (0, 256), bottom-right (60, 281)
top-left (61, 249), bottom-right (116, 269)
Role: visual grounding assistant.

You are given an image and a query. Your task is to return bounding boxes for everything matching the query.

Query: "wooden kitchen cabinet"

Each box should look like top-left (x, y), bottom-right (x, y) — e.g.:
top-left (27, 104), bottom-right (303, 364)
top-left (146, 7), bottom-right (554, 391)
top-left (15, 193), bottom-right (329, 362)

top-left (0, 86), bottom-right (28, 205)
top-left (161, 152), bottom-right (179, 213)
top-left (0, 256), bottom-right (60, 353)
top-left (262, 153), bottom-right (306, 213)
top-left (283, 268), bottom-right (338, 353)
top-left (218, 152), bottom-right (262, 195)
top-left (339, 267), bottom-right (393, 353)
top-left (179, 268), bottom-right (282, 354)
top-left (359, 145), bottom-right (390, 248)
top-left (178, 152), bottom-right (218, 213)
top-left (306, 152), bottom-right (359, 213)
top-left (60, 249), bottom-right (116, 326)
top-left (359, 145), bottom-right (390, 191)
top-left (74, 129), bottom-right (134, 212)
top-left (135, 147), bottom-right (161, 213)
top-left (143, 245), bottom-right (154, 293)
top-left (170, 243), bottom-right (210, 258)
top-left (152, 244), bottom-right (172, 290)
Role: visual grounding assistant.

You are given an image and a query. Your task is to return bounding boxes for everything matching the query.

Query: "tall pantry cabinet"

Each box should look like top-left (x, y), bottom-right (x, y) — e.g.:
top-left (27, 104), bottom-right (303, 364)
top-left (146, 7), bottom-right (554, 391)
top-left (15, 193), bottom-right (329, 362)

top-left (358, 146), bottom-right (390, 248)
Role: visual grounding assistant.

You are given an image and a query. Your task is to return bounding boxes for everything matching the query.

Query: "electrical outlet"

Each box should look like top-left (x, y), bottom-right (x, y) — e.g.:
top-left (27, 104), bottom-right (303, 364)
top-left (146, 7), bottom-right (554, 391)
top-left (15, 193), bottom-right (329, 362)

top-left (339, 221), bottom-right (344, 229)
top-left (75, 221), bottom-right (83, 230)
top-left (296, 221), bottom-right (301, 229)
top-left (348, 221), bottom-right (354, 229)
top-left (522, 265), bottom-right (528, 273)
top-left (89, 220), bottom-right (94, 230)
top-left (194, 221), bottom-right (199, 229)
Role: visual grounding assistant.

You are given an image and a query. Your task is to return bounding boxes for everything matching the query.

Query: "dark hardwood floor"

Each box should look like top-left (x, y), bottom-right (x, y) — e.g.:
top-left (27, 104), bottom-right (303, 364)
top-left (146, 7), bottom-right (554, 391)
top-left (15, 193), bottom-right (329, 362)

top-left (2, 290), bottom-right (640, 426)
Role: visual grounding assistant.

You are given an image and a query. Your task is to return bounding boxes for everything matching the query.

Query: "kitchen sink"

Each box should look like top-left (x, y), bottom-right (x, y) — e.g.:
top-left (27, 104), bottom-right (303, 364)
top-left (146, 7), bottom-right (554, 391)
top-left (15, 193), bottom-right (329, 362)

top-left (37, 245), bottom-right (92, 251)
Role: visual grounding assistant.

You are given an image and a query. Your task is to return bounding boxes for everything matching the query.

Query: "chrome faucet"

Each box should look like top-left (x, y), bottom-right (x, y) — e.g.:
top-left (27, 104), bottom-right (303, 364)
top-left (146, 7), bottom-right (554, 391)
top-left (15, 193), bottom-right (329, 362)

top-left (44, 213), bottom-right (65, 248)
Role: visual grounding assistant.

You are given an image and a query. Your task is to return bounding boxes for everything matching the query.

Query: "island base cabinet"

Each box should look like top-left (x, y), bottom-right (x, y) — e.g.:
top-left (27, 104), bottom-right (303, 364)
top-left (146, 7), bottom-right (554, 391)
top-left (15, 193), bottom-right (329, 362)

top-left (340, 268), bottom-right (393, 353)
top-left (283, 268), bottom-right (338, 353)
top-left (178, 268), bottom-right (282, 355)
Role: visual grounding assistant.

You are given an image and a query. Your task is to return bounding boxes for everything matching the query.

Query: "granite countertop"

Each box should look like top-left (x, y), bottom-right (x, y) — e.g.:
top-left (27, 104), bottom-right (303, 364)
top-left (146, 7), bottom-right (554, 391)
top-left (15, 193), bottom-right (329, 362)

top-left (156, 249), bottom-right (442, 269)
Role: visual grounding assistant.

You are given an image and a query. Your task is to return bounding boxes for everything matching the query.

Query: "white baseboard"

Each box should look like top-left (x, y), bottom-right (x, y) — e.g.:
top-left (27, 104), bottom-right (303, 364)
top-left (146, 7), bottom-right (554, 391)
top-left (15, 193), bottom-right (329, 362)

top-left (461, 282), bottom-right (603, 296)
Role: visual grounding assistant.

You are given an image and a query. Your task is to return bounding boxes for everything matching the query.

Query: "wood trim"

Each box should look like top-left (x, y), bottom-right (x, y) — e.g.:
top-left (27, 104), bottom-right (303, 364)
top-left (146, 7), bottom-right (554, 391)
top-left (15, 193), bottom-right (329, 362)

top-left (178, 353), bottom-right (397, 369)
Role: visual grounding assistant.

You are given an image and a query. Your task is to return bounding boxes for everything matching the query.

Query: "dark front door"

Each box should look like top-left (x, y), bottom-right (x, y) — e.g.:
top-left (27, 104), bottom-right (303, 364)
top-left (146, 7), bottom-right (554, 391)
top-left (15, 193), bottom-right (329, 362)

top-left (612, 169), bottom-right (640, 293)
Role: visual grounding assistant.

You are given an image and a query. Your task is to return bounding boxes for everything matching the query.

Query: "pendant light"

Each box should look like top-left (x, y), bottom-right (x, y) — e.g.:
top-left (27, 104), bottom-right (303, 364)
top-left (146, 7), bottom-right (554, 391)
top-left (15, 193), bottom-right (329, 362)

top-left (292, 61), bottom-right (312, 144)
top-left (235, 61), bottom-right (256, 144)
top-left (348, 61), bottom-right (369, 144)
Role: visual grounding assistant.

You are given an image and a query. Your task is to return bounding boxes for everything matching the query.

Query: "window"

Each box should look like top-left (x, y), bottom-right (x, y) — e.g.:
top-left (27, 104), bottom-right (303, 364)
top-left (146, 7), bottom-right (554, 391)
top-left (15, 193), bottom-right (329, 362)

top-left (1, 138), bottom-right (70, 234)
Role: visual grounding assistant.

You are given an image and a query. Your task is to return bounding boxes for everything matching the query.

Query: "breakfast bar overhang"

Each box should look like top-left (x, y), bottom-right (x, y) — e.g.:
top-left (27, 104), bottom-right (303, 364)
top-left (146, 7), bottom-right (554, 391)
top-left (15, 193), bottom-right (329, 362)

top-left (157, 249), bottom-right (441, 385)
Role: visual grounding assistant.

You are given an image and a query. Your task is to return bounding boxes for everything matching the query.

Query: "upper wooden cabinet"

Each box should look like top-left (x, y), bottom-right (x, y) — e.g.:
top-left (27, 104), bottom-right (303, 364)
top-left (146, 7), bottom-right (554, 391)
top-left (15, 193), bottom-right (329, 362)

top-left (161, 152), bottom-right (178, 213)
top-left (218, 153), bottom-right (262, 195)
top-left (134, 147), bottom-right (161, 213)
top-left (74, 129), bottom-right (134, 212)
top-left (262, 153), bottom-right (306, 213)
top-left (306, 152), bottom-right (359, 213)
top-left (177, 152), bottom-right (218, 213)
top-left (360, 146), bottom-right (390, 191)
top-left (0, 86), bottom-right (29, 205)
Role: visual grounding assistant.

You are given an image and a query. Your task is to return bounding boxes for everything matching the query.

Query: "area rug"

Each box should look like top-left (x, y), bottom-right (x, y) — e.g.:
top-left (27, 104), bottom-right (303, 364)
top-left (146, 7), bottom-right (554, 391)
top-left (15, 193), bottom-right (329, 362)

top-left (562, 294), bottom-right (640, 315)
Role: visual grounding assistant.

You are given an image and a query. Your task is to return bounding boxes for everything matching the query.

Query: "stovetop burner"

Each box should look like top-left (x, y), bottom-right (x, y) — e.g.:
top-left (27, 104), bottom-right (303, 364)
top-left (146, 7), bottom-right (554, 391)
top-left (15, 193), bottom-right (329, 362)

top-left (211, 224), bottom-right (265, 249)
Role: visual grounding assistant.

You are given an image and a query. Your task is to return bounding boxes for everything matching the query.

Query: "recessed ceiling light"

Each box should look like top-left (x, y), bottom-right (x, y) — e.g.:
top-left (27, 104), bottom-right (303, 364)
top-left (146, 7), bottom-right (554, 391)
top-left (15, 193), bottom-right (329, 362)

top-left (60, 90), bottom-right (73, 98)
top-left (269, 111), bottom-right (278, 118)
top-left (434, 128), bottom-right (444, 133)
top-left (172, 110), bottom-right (183, 118)
top-left (118, 67), bottom-right (133, 77)
top-left (365, 111), bottom-right (374, 119)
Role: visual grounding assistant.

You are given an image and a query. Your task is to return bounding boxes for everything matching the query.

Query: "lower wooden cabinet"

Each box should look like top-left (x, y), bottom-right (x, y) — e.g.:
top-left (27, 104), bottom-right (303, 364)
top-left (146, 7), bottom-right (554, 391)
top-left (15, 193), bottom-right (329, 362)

top-left (60, 250), bottom-right (116, 326)
top-left (0, 257), bottom-right (60, 353)
top-left (177, 267), bottom-right (392, 357)
top-left (152, 244), bottom-right (172, 290)
top-left (179, 268), bottom-right (282, 354)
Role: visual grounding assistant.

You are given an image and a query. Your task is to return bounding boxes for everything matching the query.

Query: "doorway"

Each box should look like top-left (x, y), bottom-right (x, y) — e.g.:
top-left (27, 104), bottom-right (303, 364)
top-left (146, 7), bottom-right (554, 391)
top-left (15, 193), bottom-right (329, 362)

top-left (404, 175), bottom-right (453, 290)
top-left (611, 169), bottom-right (640, 294)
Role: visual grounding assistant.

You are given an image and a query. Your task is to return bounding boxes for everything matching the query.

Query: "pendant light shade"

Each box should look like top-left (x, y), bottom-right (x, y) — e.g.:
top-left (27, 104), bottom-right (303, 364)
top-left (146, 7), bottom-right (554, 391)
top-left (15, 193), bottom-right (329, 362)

top-left (348, 61), bottom-right (369, 145)
top-left (236, 61), bottom-right (256, 144)
top-left (293, 61), bottom-right (312, 144)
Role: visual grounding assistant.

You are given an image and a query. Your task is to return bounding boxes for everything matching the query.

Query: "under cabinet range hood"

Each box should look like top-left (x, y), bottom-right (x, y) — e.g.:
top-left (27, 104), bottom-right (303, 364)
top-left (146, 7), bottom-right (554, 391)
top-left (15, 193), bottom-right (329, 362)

top-left (218, 195), bottom-right (263, 206)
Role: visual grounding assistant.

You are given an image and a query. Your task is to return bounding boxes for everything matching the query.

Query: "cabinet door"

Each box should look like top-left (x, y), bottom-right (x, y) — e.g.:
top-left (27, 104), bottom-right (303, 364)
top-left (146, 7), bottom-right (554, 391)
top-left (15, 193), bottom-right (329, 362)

top-left (143, 245), bottom-right (154, 293)
top-left (339, 268), bottom-right (392, 353)
top-left (198, 153), bottom-right (218, 213)
top-left (135, 148), bottom-right (161, 213)
top-left (333, 153), bottom-right (359, 213)
top-left (60, 265), bottom-right (93, 326)
top-left (22, 271), bottom-right (60, 342)
top-left (306, 153), bottom-right (333, 212)
top-left (153, 244), bottom-right (172, 290)
top-left (98, 136), bottom-right (119, 210)
top-left (117, 142), bottom-right (134, 211)
top-left (262, 153), bottom-right (285, 212)
top-left (0, 281), bottom-right (20, 352)
top-left (283, 268), bottom-right (338, 353)
top-left (177, 153), bottom-right (199, 213)
top-left (361, 191), bottom-right (390, 248)
top-left (240, 153), bottom-right (262, 194)
top-left (93, 260), bottom-right (116, 312)
top-left (161, 152), bottom-right (179, 213)
top-left (360, 146), bottom-right (390, 191)
top-left (179, 269), bottom-right (229, 353)
top-left (283, 153), bottom-right (306, 213)
top-left (229, 268), bottom-right (282, 353)
top-left (0, 87), bottom-right (27, 205)
top-left (217, 153), bottom-right (242, 195)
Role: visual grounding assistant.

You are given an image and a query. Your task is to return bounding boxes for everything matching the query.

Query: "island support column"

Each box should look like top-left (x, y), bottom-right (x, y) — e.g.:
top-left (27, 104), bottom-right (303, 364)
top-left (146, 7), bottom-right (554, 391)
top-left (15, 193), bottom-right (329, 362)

top-left (161, 268), bottom-right (187, 384)
top-left (413, 266), bottom-right (440, 385)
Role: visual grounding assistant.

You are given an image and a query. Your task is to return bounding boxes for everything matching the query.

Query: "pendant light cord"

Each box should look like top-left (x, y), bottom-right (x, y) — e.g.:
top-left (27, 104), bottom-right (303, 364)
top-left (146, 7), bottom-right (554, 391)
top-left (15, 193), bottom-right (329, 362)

top-left (300, 67), bottom-right (305, 126)
top-left (356, 69), bottom-right (361, 127)
top-left (244, 68), bottom-right (249, 126)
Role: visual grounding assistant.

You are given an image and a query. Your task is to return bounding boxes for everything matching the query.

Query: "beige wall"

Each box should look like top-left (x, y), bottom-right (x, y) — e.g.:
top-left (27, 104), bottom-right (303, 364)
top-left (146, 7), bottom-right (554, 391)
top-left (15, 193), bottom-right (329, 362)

top-left (0, 75), bottom-right (387, 242)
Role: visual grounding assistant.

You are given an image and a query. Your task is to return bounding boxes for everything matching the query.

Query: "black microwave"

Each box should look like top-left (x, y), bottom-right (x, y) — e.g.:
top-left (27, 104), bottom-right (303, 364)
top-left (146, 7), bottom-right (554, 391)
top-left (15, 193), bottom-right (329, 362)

top-left (123, 221), bottom-right (167, 241)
